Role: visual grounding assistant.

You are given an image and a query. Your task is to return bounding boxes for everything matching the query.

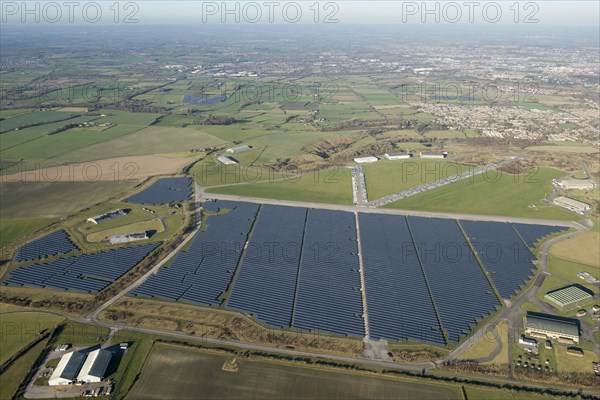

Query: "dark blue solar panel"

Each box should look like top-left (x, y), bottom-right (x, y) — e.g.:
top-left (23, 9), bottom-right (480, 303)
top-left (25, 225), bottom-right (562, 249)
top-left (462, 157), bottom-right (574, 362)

top-left (511, 223), bottom-right (568, 249)
top-left (227, 205), bottom-right (307, 328)
top-left (359, 214), bottom-right (445, 345)
top-left (125, 177), bottom-right (192, 205)
top-left (407, 217), bottom-right (501, 343)
top-left (292, 209), bottom-right (364, 337)
top-left (14, 230), bottom-right (78, 262)
top-left (461, 220), bottom-right (540, 299)
top-left (131, 201), bottom-right (259, 306)
top-left (2, 243), bottom-right (158, 293)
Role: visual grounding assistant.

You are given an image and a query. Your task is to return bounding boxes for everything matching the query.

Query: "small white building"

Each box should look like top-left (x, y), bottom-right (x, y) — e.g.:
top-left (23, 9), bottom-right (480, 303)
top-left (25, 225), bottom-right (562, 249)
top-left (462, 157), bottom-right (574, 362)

top-left (420, 151), bottom-right (448, 159)
top-left (108, 231), bottom-right (148, 244)
top-left (77, 349), bottom-right (112, 383)
top-left (554, 179), bottom-right (595, 190)
top-left (354, 156), bottom-right (378, 164)
top-left (384, 152), bottom-right (412, 160)
top-left (217, 155), bottom-right (238, 165)
top-left (553, 196), bottom-right (590, 214)
top-left (518, 336), bottom-right (538, 347)
top-left (226, 145), bottom-right (251, 154)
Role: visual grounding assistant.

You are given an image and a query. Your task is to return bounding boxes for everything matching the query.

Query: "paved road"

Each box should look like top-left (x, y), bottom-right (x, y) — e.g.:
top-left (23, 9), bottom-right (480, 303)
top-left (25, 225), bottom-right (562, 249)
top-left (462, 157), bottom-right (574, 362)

top-left (200, 192), bottom-right (580, 228)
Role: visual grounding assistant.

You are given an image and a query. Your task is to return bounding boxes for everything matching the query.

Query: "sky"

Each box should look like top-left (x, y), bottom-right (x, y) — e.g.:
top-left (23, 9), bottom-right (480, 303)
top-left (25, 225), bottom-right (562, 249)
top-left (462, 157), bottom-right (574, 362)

top-left (135, 1), bottom-right (599, 26)
top-left (0, 1), bottom-right (598, 26)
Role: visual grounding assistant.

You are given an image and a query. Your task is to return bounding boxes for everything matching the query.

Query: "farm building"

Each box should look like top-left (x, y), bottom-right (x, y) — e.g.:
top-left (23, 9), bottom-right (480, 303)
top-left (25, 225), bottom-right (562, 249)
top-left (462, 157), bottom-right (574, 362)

top-left (384, 152), bottom-right (412, 160)
top-left (109, 232), bottom-right (148, 244)
top-left (524, 312), bottom-right (579, 344)
top-left (544, 285), bottom-right (593, 311)
top-left (226, 145), bottom-right (251, 154)
top-left (354, 156), bottom-right (378, 164)
top-left (49, 351), bottom-right (87, 386)
top-left (554, 178), bottom-right (595, 190)
top-left (86, 209), bottom-right (127, 225)
top-left (217, 155), bottom-right (238, 165)
top-left (77, 349), bottom-right (112, 383)
top-left (420, 152), bottom-right (448, 159)
top-left (553, 196), bottom-right (590, 214)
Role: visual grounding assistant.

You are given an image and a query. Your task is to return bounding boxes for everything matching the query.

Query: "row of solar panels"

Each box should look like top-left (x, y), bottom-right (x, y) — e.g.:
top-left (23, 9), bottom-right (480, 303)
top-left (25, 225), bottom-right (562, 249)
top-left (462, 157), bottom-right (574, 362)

top-left (14, 230), bottom-right (79, 262)
top-left (130, 201), bottom-right (568, 344)
top-left (3, 243), bottom-right (159, 293)
top-left (125, 177), bottom-right (192, 205)
top-left (131, 201), bottom-right (259, 306)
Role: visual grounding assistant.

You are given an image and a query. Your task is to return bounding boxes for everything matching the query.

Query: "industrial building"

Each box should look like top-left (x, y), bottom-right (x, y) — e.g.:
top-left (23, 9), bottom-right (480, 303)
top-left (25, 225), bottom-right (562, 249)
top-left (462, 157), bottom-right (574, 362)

top-left (353, 156), bottom-right (378, 164)
top-left (77, 349), bottom-right (112, 383)
top-left (553, 196), bottom-right (590, 214)
top-left (544, 285), bottom-right (593, 311)
top-left (554, 178), bottom-right (595, 190)
top-left (524, 312), bottom-right (579, 344)
top-left (49, 350), bottom-right (87, 386)
top-left (86, 209), bottom-right (127, 225)
top-left (384, 152), bottom-right (412, 160)
top-left (420, 151), bottom-right (448, 159)
top-left (226, 145), bottom-right (251, 154)
top-left (217, 155), bottom-right (238, 165)
top-left (49, 348), bottom-right (112, 386)
top-left (108, 231), bottom-right (148, 244)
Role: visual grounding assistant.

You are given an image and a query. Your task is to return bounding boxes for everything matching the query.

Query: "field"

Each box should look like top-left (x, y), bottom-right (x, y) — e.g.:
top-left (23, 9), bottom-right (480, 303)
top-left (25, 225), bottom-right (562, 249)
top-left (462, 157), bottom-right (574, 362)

top-left (55, 126), bottom-right (226, 162)
top-left (0, 181), bottom-right (138, 219)
top-left (205, 168), bottom-right (353, 205)
top-left (385, 167), bottom-right (576, 220)
top-left (0, 338), bottom-right (47, 400)
top-left (0, 312), bottom-right (64, 365)
top-left (549, 230), bottom-right (600, 268)
top-left (554, 346), bottom-right (598, 373)
top-left (1, 155), bottom-right (195, 182)
top-left (363, 159), bottom-right (472, 201)
top-left (459, 320), bottom-right (509, 365)
top-left (51, 321), bottom-right (110, 347)
top-left (128, 344), bottom-right (459, 400)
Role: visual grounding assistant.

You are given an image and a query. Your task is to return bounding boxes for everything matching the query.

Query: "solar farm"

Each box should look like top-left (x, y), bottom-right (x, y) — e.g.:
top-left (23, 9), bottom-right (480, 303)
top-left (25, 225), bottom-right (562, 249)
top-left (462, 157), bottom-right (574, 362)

top-left (14, 230), bottom-right (79, 262)
top-left (125, 177), bottom-right (192, 205)
top-left (128, 200), bottom-right (568, 345)
top-left (3, 243), bottom-right (159, 293)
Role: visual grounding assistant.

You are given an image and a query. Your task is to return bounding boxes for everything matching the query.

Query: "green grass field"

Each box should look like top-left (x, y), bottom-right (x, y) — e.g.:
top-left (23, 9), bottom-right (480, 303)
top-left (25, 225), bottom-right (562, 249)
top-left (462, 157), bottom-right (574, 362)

top-left (0, 312), bottom-right (64, 365)
top-left (206, 167), bottom-right (353, 205)
top-left (385, 167), bottom-right (576, 220)
top-left (0, 181), bottom-right (138, 219)
top-left (0, 218), bottom-right (56, 249)
top-left (363, 160), bottom-right (472, 201)
top-left (0, 338), bottom-right (47, 400)
top-left (51, 321), bottom-right (110, 347)
top-left (56, 126), bottom-right (226, 162)
top-left (128, 344), bottom-right (459, 400)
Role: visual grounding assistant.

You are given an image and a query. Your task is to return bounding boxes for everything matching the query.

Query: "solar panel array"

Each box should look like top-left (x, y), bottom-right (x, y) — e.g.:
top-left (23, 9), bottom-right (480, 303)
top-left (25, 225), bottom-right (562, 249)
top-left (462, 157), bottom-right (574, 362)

top-left (511, 223), bottom-right (568, 249)
top-left (125, 177), bottom-right (192, 205)
top-left (407, 217), bottom-right (501, 343)
top-left (131, 201), bottom-right (259, 306)
top-left (227, 205), bottom-right (307, 328)
top-left (293, 209), bottom-right (364, 337)
top-left (14, 230), bottom-right (78, 262)
top-left (359, 214), bottom-right (445, 345)
top-left (461, 220), bottom-right (539, 299)
top-left (3, 243), bottom-right (159, 293)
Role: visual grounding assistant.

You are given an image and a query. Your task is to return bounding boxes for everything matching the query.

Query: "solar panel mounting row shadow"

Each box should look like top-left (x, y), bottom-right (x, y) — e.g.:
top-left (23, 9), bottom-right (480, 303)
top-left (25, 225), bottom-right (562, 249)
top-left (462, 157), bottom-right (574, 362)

top-left (14, 230), bottom-right (79, 262)
top-left (461, 220), bottom-right (539, 299)
top-left (407, 217), bottom-right (501, 343)
top-left (125, 177), bottom-right (192, 205)
top-left (359, 213), bottom-right (446, 345)
top-left (511, 223), bottom-right (568, 249)
top-left (131, 201), bottom-right (259, 306)
top-left (292, 209), bottom-right (364, 337)
top-left (2, 243), bottom-right (159, 293)
top-left (227, 204), bottom-right (308, 328)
